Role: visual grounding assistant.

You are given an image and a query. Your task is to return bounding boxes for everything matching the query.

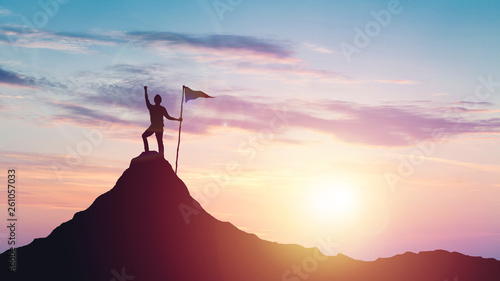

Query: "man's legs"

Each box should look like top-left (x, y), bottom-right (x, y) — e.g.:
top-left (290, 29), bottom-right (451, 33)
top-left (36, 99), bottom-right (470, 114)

top-left (142, 128), bottom-right (154, 152)
top-left (155, 130), bottom-right (164, 156)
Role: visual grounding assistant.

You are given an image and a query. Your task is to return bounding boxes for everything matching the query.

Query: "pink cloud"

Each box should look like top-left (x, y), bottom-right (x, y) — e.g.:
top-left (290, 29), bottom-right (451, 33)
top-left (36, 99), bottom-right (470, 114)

top-left (0, 26), bottom-right (117, 53)
top-left (141, 34), bottom-right (354, 84)
top-left (0, 82), bottom-right (36, 89)
top-left (302, 42), bottom-right (335, 54)
top-left (0, 27), bottom-right (356, 84)
top-left (194, 97), bottom-right (500, 147)
top-left (375, 80), bottom-right (419, 85)
top-left (47, 92), bottom-right (500, 147)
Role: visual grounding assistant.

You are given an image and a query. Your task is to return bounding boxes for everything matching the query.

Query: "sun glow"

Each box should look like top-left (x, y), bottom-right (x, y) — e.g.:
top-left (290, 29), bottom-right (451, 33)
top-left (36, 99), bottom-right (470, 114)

top-left (311, 186), bottom-right (355, 216)
top-left (305, 177), bottom-right (359, 222)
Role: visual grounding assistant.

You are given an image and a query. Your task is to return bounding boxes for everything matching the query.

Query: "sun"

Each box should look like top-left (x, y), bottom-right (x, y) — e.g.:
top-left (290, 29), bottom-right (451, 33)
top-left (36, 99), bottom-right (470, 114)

top-left (311, 187), bottom-right (355, 215)
top-left (306, 178), bottom-right (359, 222)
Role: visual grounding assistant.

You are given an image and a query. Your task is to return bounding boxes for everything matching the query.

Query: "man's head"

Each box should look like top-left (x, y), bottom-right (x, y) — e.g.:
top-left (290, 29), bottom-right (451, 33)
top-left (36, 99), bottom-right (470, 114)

top-left (154, 94), bottom-right (162, 105)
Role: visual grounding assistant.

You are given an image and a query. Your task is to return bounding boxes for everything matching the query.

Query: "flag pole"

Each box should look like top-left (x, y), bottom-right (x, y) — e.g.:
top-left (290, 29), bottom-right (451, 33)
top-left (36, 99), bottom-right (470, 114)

top-left (175, 85), bottom-right (185, 174)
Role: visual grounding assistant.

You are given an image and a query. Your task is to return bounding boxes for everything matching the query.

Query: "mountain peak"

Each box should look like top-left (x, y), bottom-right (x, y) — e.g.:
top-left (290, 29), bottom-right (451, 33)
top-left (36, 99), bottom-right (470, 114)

top-left (97, 150), bottom-right (193, 214)
top-left (130, 150), bottom-right (167, 168)
top-left (2, 153), bottom-right (500, 280)
top-left (1, 152), bottom-right (319, 280)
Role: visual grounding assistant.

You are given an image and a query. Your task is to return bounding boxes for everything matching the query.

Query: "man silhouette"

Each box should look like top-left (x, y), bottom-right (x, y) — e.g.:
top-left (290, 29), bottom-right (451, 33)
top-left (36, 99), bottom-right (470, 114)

top-left (142, 86), bottom-right (182, 156)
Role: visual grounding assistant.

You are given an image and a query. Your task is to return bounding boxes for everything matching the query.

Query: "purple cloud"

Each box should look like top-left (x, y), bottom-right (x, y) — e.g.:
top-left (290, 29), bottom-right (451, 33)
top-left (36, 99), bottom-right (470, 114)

top-left (48, 101), bottom-right (141, 127)
top-left (0, 26), bottom-right (291, 59)
top-left (0, 27), bottom-right (351, 83)
top-left (0, 66), bottom-right (36, 87)
top-left (186, 98), bottom-right (500, 147)
top-left (453, 101), bottom-right (495, 107)
top-left (41, 94), bottom-right (500, 147)
top-left (127, 32), bottom-right (292, 59)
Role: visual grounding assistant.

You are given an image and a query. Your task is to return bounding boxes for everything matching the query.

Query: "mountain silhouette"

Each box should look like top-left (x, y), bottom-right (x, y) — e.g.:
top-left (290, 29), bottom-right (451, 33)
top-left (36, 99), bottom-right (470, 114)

top-left (2, 151), bottom-right (499, 280)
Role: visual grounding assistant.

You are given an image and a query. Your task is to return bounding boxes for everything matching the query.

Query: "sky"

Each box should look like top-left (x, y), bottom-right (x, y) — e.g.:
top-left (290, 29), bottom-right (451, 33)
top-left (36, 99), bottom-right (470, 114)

top-left (0, 0), bottom-right (499, 261)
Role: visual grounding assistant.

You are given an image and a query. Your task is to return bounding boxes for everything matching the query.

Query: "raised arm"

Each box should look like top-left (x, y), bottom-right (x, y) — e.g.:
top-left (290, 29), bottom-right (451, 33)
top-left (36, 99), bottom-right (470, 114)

top-left (144, 86), bottom-right (152, 109)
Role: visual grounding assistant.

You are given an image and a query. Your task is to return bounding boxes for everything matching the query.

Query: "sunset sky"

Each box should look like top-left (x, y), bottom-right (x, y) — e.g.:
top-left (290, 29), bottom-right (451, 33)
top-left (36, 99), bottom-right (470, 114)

top-left (1, 0), bottom-right (499, 261)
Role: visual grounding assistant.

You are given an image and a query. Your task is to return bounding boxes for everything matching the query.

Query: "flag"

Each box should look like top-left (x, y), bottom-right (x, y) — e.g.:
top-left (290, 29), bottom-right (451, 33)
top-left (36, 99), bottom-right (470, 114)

top-left (184, 86), bottom-right (214, 102)
top-left (175, 85), bottom-right (214, 174)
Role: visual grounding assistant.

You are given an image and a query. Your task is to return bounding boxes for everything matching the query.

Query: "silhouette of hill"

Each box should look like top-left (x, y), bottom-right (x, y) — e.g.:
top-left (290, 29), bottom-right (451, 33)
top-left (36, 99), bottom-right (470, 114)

top-left (2, 151), bottom-right (499, 280)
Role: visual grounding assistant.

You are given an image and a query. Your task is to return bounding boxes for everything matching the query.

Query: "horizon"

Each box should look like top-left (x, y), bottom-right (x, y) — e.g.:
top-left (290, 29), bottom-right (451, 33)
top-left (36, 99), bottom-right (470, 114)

top-left (1, 0), bottom-right (500, 262)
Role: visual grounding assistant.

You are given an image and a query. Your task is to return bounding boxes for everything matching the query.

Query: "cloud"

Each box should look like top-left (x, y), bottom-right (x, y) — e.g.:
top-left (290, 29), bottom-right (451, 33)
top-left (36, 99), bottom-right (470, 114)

top-left (26, 59), bottom-right (500, 148)
top-left (0, 7), bottom-right (12, 16)
top-left (76, 64), bottom-right (183, 112)
top-left (300, 101), bottom-right (500, 146)
top-left (302, 42), bottom-right (334, 54)
top-left (0, 27), bottom-right (353, 84)
top-left (0, 66), bottom-right (36, 88)
top-left (0, 94), bottom-right (27, 99)
top-left (4, 62), bottom-right (499, 148)
top-left (21, 78), bottom-right (500, 147)
top-left (375, 80), bottom-right (419, 85)
top-left (0, 63), bottom-right (182, 134)
top-left (36, 67), bottom-right (183, 136)
top-left (0, 25), bottom-right (120, 53)
top-left (47, 101), bottom-right (140, 128)
top-left (185, 97), bottom-right (500, 147)
top-left (453, 101), bottom-right (495, 107)
top-left (109, 64), bottom-right (151, 75)
top-left (0, 26), bottom-right (291, 58)
top-left (212, 59), bottom-right (351, 84)
top-left (128, 32), bottom-right (349, 83)
top-left (424, 156), bottom-right (500, 173)
top-left (127, 32), bottom-right (292, 59)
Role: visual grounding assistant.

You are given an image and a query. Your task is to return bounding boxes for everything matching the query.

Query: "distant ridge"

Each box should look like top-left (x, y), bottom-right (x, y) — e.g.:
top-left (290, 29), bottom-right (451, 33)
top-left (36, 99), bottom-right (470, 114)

top-left (2, 151), bottom-right (499, 280)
